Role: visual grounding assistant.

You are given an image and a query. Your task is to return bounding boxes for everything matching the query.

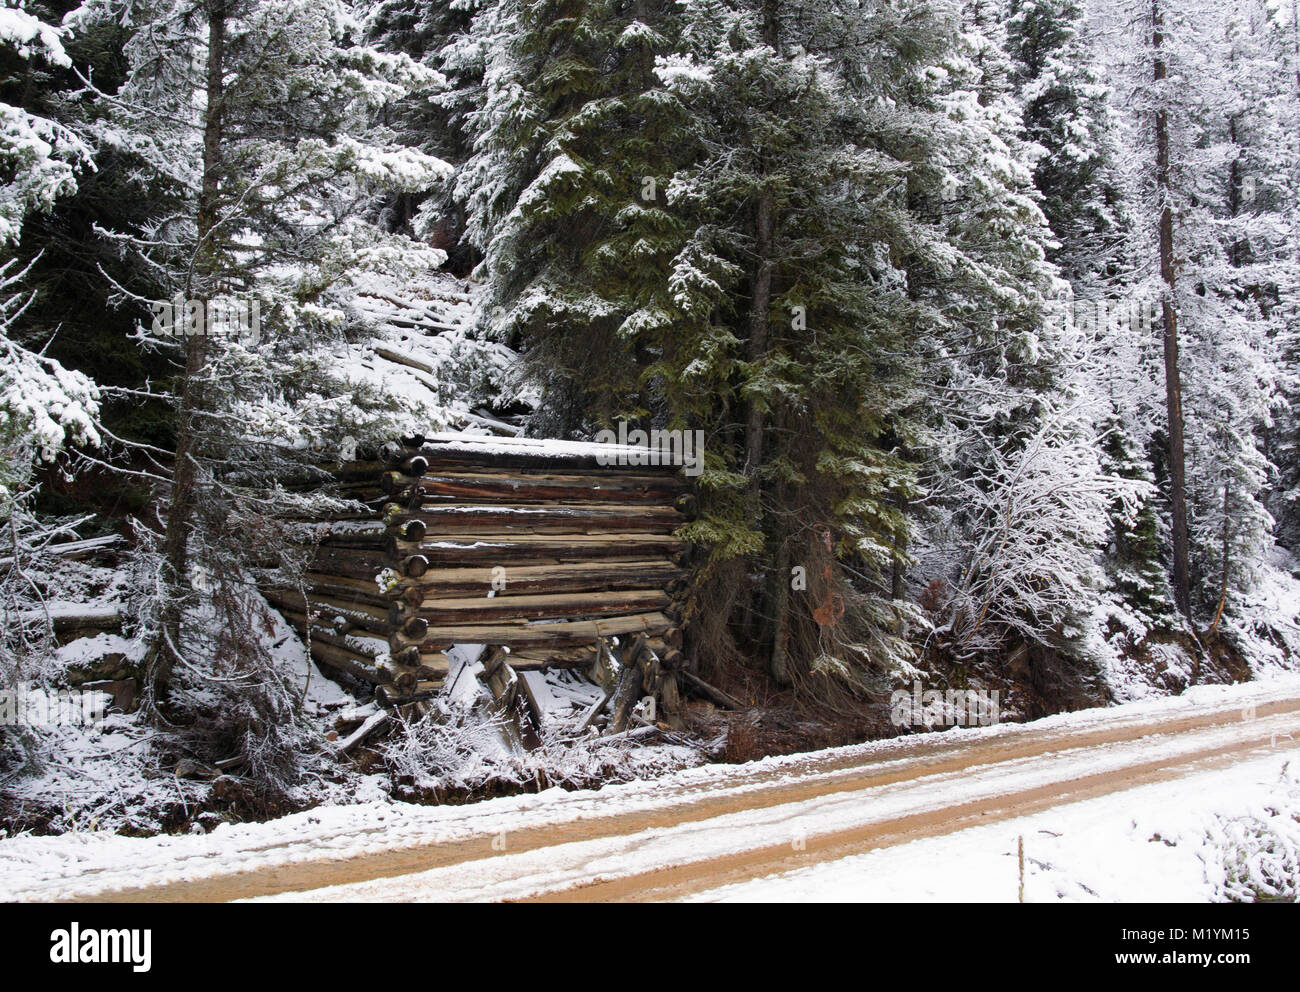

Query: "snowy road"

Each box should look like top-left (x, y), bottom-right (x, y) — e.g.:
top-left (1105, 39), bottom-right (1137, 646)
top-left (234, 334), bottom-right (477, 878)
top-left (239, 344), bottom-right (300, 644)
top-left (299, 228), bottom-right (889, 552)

top-left (3, 677), bottom-right (1298, 902)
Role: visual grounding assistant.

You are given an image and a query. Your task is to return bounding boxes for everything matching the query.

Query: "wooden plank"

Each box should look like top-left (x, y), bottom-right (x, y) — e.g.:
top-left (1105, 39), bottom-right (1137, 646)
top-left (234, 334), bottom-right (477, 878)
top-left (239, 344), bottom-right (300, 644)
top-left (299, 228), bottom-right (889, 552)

top-left (517, 671), bottom-right (556, 726)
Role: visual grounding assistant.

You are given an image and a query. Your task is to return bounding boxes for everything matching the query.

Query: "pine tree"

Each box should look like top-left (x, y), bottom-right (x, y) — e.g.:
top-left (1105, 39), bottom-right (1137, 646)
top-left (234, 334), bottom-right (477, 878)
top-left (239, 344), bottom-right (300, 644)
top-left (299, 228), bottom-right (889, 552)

top-left (69, 0), bottom-right (453, 772)
top-left (456, 0), bottom-right (695, 434)
top-left (1005, 0), bottom-right (1124, 282)
top-left (0, 4), bottom-right (101, 751)
top-left (1099, 0), bottom-right (1286, 628)
top-left (367, 0), bottom-right (482, 268)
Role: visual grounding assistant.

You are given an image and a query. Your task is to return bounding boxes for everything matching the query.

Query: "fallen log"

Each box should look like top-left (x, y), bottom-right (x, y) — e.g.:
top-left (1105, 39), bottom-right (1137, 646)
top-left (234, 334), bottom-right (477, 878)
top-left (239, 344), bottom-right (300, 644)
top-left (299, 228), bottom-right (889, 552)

top-left (308, 641), bottom-right (388, 684)
top-left (336, 710), bottom-right (389, 756)
top-left (681, 670), bottom-right (744, 711)
top-left (478, 650), bottom-right (541, 751)
top-left (262, 588), bottom-right (392, 631)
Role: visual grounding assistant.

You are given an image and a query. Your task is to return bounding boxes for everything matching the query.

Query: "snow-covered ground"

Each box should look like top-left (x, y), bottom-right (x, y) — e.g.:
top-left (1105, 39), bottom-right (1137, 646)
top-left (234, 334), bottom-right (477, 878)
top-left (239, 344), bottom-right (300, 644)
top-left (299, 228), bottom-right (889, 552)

top-left (687, 749), bottom-right (1300, 902)
top-left (1, 673), bottom-right (1296, 902)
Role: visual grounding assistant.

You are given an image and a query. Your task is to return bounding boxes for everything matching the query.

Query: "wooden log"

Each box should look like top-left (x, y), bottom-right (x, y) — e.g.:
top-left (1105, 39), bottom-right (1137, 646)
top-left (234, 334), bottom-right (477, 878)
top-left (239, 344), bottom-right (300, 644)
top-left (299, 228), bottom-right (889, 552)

top-left (394, 561), bottom-right (683, 602)
top-left (396, 471), bottom-right (687, 505)
top-left (393, 668), bottom-right (418, 691)
top-left (391, 503), bottom-right (683, 536)
top-left (308, 520), bottom-right (390, 549)
top-left (317, 459), bottom-right (391, 482)
top-left (409, 532), bottom-right (683, 565)
top-left (414, 589), bottom-right (669, 626)
top-left (477, 650), bottom-right (541, 751)
top-left (261, 589), bottom-right (392, 635)
top-left (336, 710), bottom-right (390, 755)
top-left (308, 547), bottom-right (395, 580)
top-left (35, 606), bottom-right (123, 633)
top-left (264, 585), bottom-right (393, 623)
top-left (411, 443), bottom-right (688, 476)
top-left (392, 645), bottom-right (422, 668)
top-left (681, 670), bottom-right (744, 710)
top-left (414, 653), bottom-right (451, 681)
top-left (375, 681), bottom-right (443, 708)
top-left (373, 343), bottom-right (437, 376)
top-left (576, 689), bottom-right (612, 733)
top-left (494, 646), bottom-right (596, 670)
top-left (289, 572), bottom-right (398, 605)
top-left (278, 608), bottom-right (392, 656)
top-left (417, 611), bottom-right (669, 648)
top-left (303, 623), bottom-right (389, 660)
top-left (286, 509), bottom-right (381, 526)
top-left (308, 641), bottom-right (387, 684)
top-left (44, 534), bottom-right (125, 560)
top-left (398, 518), bottom-right (427, 542)
top-left (515, 670), bottom-right (554, 728)
top-left (608, 651), bottom-right (643, 734)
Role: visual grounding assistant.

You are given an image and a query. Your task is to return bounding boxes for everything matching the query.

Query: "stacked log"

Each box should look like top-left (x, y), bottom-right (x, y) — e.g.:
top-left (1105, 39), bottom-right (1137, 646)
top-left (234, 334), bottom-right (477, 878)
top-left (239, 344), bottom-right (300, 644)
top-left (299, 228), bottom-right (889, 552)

top-left (266, 433), bottom-right (695, 705)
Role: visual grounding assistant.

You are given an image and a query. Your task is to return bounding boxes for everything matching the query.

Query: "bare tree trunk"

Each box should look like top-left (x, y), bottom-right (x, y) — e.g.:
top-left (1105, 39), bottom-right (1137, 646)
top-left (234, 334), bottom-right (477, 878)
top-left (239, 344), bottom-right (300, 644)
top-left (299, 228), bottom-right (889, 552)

top-left (150, 5), bottom-right (226, 700)
top-left (1153, 0), bottom-right (1192, 621)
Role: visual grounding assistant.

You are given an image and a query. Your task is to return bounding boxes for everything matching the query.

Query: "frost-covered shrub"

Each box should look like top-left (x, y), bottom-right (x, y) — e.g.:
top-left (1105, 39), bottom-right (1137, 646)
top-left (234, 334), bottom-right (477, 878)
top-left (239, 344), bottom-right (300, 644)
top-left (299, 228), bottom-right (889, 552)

top-left (380, 699), bottom-right (702, 796)
top-left (1203, 766), bottom-right (1300, 902)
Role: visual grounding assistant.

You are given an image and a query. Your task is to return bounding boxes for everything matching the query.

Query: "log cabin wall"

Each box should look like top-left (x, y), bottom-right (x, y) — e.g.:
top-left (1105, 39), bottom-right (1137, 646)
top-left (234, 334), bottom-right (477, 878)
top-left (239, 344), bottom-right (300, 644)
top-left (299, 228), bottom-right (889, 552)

top-left (265, 434), bottom-right (694, 705)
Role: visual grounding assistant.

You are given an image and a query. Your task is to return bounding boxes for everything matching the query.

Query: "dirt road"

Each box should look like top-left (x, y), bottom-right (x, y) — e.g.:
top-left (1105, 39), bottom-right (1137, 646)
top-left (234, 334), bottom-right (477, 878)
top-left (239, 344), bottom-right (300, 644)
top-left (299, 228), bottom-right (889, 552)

top-left (63, 690), bottom-right (1300, 903)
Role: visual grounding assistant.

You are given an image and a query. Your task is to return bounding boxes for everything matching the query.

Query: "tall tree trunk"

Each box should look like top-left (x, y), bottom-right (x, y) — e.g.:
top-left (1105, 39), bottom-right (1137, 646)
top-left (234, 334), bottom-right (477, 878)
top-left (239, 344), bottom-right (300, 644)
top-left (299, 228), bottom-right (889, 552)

top-left (744, 0), bottom-right (780, 485)
top-left (744, 1), bottom-right (779, 663)
top-left (150, 5), bottom-right (226, 700)
top-left (769, 539), bottom-right (792, 685)
top-left (744, 189), bottom-right (774, 480)
top-left (1153, 0), bottom-right (1192, 620)
top-left (891, 495), bottom-right (909, 601)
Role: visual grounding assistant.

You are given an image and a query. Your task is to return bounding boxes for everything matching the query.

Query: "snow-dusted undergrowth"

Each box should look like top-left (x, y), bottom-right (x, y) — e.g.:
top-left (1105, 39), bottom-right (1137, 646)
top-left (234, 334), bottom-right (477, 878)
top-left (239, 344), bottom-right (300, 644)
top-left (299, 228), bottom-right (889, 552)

top-left (1203, 762), bottom-right (1300, 902)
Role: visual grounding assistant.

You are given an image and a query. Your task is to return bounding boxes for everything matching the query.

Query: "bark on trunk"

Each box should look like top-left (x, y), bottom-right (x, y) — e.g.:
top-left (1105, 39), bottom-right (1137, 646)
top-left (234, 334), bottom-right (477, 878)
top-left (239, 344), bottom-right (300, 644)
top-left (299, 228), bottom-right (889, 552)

top-left (744, 191), bottom-right (774, 481)
top-left (1153, 0), bottom-right (1192, 620)
top-left (150, 7), bottom-right (226, 700)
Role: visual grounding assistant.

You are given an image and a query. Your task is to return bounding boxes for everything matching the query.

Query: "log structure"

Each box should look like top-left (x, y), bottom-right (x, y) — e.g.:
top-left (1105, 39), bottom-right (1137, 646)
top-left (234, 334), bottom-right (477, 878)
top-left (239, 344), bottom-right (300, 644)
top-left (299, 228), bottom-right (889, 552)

top-left (266, 433), bottom-right (695, 707)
